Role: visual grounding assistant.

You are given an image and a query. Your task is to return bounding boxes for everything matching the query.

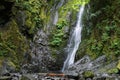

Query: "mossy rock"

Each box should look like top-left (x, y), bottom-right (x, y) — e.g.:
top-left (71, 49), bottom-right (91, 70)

top-left (117, 60), bottom-right (120, 70)
top-left (21, 76), bottom-right (30, 80)
top-left (15, 10), bottom-right (36, 37)
top-left (0, 59), bottom-right (4, 70)
top-left (83, 70), bottom-right (94, 78)
top-left (0, 19), bottom-right (29, 70)
top-left (107, 68), bottom-right (119, 74)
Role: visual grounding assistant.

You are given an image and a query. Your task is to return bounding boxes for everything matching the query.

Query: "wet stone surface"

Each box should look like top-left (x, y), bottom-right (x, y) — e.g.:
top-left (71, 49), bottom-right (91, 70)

top-left (1, 73), bottom-right (120, 80)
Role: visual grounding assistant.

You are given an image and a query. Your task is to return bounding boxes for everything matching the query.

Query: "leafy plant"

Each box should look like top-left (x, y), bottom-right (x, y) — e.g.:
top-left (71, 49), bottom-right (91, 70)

top-left (56, 20), bottom-right (67, 29)
top-left (50, 20), bottom-right (67, 47)
top-left (62, 0), bottom-right (90, 11)
top-left (15, 0), bottom-right (47, 35)
top-left (101, 33), bottom-right (110, 42)
top-left (0, 42), bottom-right (9, 57)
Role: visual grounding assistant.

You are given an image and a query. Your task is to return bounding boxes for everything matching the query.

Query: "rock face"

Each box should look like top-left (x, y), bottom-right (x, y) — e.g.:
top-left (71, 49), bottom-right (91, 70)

top-left (0, 0), bottom-right (81, 74)
top-left (0, 0), bottom-right (56, 74)
top-left (19, 0), bottom-right (70, 73)
top-left (21, 30), bottom-right (55, 73)
top-left (1, 73), bottom-right (120, 80)
top-left (63, 55), bottom-right (118, 79)
top-left (0, 0), bottom-right (120, 78)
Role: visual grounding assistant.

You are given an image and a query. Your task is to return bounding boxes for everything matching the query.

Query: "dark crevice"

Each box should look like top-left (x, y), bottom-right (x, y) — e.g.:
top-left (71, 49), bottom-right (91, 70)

top-left (0, 1), bottom-right (14, 25)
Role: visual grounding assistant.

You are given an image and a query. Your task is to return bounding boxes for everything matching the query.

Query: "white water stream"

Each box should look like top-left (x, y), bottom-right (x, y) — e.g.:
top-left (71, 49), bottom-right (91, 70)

top-left (62, 5), bottom-right (85, 71)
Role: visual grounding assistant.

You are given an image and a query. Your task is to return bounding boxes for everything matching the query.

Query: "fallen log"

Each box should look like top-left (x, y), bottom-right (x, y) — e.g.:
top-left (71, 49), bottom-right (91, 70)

top-left (46, 73), bottom-right (65, 77)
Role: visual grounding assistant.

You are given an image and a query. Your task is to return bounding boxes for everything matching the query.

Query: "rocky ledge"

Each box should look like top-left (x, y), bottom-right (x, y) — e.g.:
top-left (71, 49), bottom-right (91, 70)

top-left (1, 73), bottom-right (120, 80)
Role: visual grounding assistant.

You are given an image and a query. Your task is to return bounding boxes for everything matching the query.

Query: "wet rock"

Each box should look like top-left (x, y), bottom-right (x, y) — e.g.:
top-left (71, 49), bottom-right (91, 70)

top-left (61, 55), bottom-right (120, 80)
top-left (21, 30), bottom-right (55, 73)
top-left (21, 76), bottom-right (30, 80)
top-left (86, 78), bottom-right (92, 80)
top-left (0, 76), bottom-right (11, 80)
top-left (21, 74), bottom-right (38, 80)
top-left (64, 55), bottom-right (91, 74)
top-left (83, 70), bottom-right (94, 79)
top-left (0, 60), bottom-right (16, 76)
top-left (93, 76), bottom-right (120, 80)
top-left (93, 77), bottom-right (106, 80)
top-left (64, 55), bottom-right (118, 76)
top-left (10, 73), bottom-right (22, 80)
top-left (64, 71), bottom-right (78, 77)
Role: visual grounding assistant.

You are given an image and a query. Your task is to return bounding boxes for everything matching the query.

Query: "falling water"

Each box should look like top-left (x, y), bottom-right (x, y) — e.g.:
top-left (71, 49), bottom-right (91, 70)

top-left (62, 5), bottom-right (85, 71)
top-left (46, 0), bottom-right (64, 34)
top-left (53, 11), bottom-right (58, 25)
top-left (53, 0), bottom-right (64, 25)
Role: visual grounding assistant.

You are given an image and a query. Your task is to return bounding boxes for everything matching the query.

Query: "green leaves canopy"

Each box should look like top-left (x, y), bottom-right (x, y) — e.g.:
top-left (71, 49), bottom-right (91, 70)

top-left (65, 0), bottom-right (90, 10)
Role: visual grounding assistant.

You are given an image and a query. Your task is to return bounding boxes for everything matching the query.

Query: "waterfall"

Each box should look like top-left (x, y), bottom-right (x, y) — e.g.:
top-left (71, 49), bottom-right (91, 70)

top-left (46, 0), bottom-right (64, 34)
top-left (62, 5), bottom-right (85, 71)
top-left (53, 11), bottom-right (58, 25)
top-left (53, 0), bottom-right (64, 25)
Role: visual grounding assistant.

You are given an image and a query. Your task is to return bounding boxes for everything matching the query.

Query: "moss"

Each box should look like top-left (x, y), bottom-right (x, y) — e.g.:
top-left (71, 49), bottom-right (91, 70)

top-left (21, 76), bottom-right (30, 80)
top-left (13, 0), bottom-right (48, 38)
top-left (8, 61), bottom-right (16, 68)
top-left (77, 0), bottom-right (120, 61)
top-left (49, 20), bottom-right (68, 47)
top-left (24, 11), bottom-right (36, 35)
top-left (40, 7), bottom-right (46, 20)
top-left (25, 19), bottom-right (32, 28)
top-left (0, 19), bottom-right (29, 70)
top-left (108, 68), bottom-right (119, 74)
top-left (83, 70), bottom-right (94, 78)
top-left (117, 60), bottom-right (120, 70)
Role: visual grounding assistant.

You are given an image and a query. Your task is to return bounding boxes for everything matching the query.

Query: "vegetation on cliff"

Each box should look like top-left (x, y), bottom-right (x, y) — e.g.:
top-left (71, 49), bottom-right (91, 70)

top-left (77, 0), bottom-right (120, 62)
top-left (0, 0), bottom-right (48, 71)
top-left (0, 0), bottom-right (120, 73)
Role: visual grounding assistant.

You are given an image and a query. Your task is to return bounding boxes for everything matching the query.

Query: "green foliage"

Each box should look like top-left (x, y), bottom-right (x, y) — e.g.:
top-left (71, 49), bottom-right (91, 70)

top-left (0, 46), bottom-right (8, 57)
top-left (50, 37), bottom-right (62, 46)
top-left (0, 33), bottom-right (9, 57)
top-left (87, 24), bottom-right (120, 59)
top-left (15, 0), bottom-right (47, 35)
top-left (15, 0), bottom-right (18, 3)
top-left (0, 20), bottom-right (29, 69)
top-left (56, 20), bottom-right (68, 29)
top-left (83, 70), bottom-right (94, 78)
top-left (117, 60), bottom-right (120, 70)
top-left (83, 0), bottom-right (120, 60)
top-left (64, 0), bottom-right (90, 11)
top-left (108, 68), bottom-right (119, 74)
top-left (50, 20), bottom-right (67, 47)
top-left (21, 0), bottom-right (46, 13)
top-left (87, 40), bottom-right (103, 59)
top-left (101, 33), bottom-right (110, 42)
top-left (110, 39), bottom-right (120, 56)
top-left (90, 10), bottom-right (102, 18)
